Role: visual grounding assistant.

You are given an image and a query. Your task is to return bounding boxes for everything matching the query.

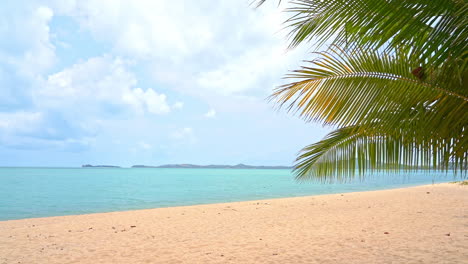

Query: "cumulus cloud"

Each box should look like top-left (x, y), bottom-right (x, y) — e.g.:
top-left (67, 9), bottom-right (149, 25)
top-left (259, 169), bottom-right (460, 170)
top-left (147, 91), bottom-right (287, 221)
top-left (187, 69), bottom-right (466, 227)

top-left (122, 88), bottom-right (171, 115)
top-left (36, 55), bottom-right (173, 116)
top-left (0, 2), bottom-right (58, 110)
top-left (0, 5), bottom-right (57, 76)
top-left (0, 53), bottom-right (175, 150)
top-left (49, 0), bottom-right (303, 100)
top-left (54, 0), bottom-right (214, 60)
top-left (0, 0), bottom-right (324, 162)
top-left (196, 46), bottom-right (289, 96)
top-left (37, 56), bottom-right (135, 106)
top-left (1, 7), bottom-right (55, 87)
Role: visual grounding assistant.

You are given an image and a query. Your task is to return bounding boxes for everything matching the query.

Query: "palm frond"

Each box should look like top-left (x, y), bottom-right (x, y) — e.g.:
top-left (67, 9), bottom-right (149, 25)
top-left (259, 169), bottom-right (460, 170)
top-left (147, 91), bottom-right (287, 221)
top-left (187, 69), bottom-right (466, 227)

top-left (260, 0), bottom-right (468, 181)
top-left (270, 46), bottom-right (467, 181)
top-left (283, 0), bottom-right (467, 71)
top-left (295, 124), bottom-right (468, 182)
top-left (270, 46), bottom-right (467, 130)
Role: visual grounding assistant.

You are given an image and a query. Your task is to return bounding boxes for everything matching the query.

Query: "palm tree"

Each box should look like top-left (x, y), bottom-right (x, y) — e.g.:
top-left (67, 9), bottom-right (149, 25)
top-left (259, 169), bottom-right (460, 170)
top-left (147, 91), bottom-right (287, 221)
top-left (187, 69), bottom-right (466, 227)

top-left (257, 0), bottom-right (468, 182)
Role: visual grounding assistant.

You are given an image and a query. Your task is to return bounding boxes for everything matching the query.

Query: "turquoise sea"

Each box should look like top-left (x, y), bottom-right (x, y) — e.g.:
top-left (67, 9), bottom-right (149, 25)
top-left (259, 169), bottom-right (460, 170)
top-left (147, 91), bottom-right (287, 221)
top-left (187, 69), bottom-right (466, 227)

top-left (0, 167), bottom-right (459, 221)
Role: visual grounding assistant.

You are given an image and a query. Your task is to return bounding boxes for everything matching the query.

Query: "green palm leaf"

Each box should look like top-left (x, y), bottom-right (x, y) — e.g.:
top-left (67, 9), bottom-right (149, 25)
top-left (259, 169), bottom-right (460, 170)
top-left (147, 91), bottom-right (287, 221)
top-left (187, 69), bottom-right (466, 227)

top-left (284, 0), bottom-right (467, 70)
top-left (257, 0), bottom-right (468, 181)
top-left (271, 46), bottom-right (467, 127)
top-left (294, 122), bottom-right (467, 182)
top-left (270, 46), bottom-right (467, 180)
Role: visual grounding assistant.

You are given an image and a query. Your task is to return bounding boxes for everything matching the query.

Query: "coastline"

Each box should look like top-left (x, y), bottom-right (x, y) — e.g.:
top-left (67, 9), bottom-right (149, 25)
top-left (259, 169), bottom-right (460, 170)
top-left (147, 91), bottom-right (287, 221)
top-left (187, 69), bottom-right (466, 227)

top-left (0, 181), bottom-right (456, 222)
top-left (1, 183), bottom-right (467, 263)
top-left (0, 167), bottom-right (458, 221)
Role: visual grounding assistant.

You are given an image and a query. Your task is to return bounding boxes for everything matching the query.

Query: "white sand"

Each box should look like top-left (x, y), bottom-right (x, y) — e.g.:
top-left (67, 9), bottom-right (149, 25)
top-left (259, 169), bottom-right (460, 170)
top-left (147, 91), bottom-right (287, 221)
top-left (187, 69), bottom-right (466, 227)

top-left (1, 183), bottom-right (467, 264)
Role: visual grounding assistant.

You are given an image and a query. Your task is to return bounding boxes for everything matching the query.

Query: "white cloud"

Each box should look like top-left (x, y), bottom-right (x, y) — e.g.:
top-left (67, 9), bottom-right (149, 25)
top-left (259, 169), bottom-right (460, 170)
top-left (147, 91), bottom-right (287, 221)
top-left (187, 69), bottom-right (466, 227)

top-left (0, 4), bottom-right (56, 77)
top-left (49, 0), bottom-right (303, 99)
top-left (122, 88), bottom-right (171, 115)
top-left (38, 55), bottom-right (135, 103)
top-left (36, 55), bottom-right (172, 116)
top-left (204, 109), bottom-right (216, 118)
top-left (55, 0), bottom-right (215, 61)
top-left (20, 6), bottom-right (56, 76)
top-left (196, 46), bottom-right (290, 96)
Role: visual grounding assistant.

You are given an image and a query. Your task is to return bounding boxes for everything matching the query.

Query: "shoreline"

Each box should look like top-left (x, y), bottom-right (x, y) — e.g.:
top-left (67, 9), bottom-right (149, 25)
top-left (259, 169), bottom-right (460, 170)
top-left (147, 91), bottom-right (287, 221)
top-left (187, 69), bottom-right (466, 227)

top-left (0, 181), bottom-right (456, 222)
top-left (1, 183), bottom-right (467, 263)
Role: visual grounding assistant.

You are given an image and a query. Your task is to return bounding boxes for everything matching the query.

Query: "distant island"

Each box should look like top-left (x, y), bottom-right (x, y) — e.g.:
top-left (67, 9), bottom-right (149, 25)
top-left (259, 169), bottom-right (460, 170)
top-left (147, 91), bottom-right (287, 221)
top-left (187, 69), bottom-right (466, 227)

top-left (131, 164), bottom-right (292, 169)
top-left (82, 164), bottom-right (121, 168)
top-left (81, 163), bottom-right (292, 169)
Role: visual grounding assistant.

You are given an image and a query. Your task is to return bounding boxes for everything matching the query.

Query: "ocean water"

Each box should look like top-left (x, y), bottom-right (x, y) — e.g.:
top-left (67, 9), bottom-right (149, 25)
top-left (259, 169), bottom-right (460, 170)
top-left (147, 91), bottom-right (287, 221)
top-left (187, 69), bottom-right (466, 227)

top-left (0, 167), bottom-right (459, 221)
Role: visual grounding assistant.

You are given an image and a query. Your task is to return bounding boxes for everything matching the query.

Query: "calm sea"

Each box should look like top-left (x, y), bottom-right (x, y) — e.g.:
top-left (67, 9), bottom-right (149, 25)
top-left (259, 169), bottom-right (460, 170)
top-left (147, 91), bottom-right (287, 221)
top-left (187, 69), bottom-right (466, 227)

top-left (0, 167), bottom-right (459, 221)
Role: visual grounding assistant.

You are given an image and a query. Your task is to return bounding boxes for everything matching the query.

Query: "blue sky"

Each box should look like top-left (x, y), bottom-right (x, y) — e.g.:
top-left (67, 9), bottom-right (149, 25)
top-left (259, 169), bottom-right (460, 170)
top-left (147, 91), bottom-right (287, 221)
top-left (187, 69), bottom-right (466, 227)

top-left (0, 0), bottom-right (329, 167)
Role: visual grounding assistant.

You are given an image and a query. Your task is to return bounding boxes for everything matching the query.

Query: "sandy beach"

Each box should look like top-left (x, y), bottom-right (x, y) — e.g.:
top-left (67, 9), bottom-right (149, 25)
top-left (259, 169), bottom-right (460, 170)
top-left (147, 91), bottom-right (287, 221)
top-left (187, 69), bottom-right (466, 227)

top-left (1, 183), bottom-right (467, 264)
